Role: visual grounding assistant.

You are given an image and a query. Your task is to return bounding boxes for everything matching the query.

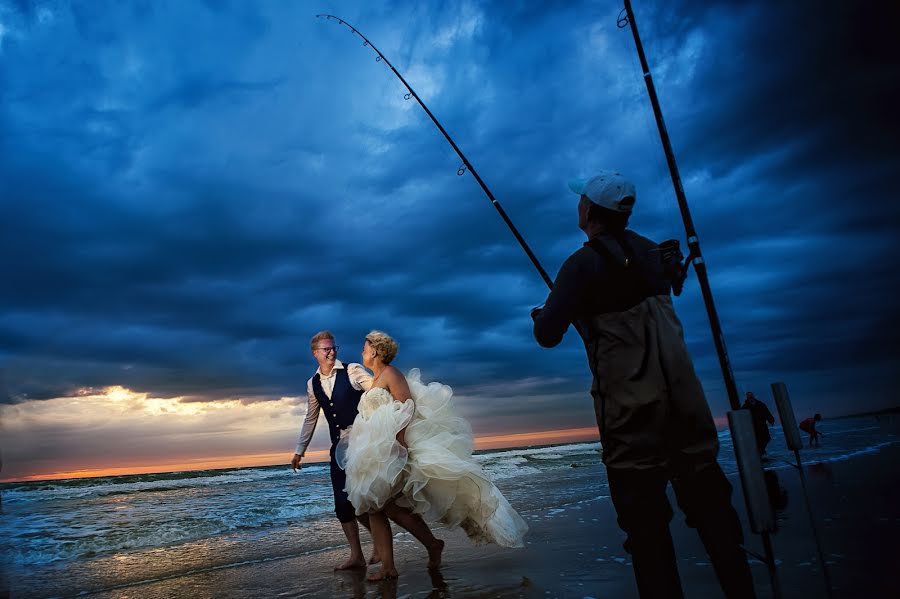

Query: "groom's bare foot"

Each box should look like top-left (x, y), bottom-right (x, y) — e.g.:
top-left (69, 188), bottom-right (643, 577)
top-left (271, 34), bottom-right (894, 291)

top-left (334, 556), bottom-right (367, 571)
top-left (368, 551), bottom-right (382, 565)
top-left (366, 567), bottom-right (398, 582)
top-left (427, 539), bottom-right (444, 569)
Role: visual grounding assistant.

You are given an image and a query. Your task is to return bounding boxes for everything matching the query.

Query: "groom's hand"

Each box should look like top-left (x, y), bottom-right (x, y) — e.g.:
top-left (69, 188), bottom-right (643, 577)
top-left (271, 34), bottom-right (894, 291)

top-left (291, 454), bottom-right (302, 471)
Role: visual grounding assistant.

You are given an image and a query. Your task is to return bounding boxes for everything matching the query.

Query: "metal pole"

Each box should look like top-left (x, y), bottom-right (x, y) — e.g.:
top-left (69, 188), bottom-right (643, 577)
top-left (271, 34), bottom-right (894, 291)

top-left (761, 532), bottom-right (783, 598)
top-left (620, 0), bottom-right (741, 412)
top-left (793, 449), bottom-right (835, 598)
top-left (729, 409), bottom-right (781, 597)
top-left (771, 381), bottom-right (833, 596)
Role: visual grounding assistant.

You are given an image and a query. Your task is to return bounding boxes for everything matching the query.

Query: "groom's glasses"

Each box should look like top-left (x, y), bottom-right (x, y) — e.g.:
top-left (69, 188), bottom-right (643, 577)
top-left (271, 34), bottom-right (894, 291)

top-left (315, 346), bottom-right (338, 354)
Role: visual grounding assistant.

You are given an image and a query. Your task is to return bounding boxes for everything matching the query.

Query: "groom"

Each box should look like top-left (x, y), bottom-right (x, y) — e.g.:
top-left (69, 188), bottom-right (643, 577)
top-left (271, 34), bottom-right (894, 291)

top-left (291, 330), bottom-right (375, 570)
top-left (291, 331), bottom-right (445, 571)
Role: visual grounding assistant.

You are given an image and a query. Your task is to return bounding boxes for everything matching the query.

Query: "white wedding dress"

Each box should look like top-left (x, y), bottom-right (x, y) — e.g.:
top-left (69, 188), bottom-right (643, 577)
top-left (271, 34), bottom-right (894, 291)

top-left (338, 369), bottom-right (528, 548)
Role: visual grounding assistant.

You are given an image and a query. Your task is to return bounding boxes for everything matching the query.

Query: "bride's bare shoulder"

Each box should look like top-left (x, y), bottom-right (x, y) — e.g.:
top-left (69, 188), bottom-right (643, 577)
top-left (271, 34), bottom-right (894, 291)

top-left (384, 365), bottom-right (406, 382)
top-left (384, 366), bottom-right (412, 401)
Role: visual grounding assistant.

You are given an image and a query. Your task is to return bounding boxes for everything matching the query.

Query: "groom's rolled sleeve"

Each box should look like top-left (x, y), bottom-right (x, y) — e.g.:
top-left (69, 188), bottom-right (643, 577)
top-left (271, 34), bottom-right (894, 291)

top-left (294, 382), bottom-right (321, 456)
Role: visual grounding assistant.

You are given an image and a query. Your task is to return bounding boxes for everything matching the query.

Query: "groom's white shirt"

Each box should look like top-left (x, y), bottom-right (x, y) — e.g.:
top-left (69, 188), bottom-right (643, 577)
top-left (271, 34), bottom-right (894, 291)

top-left (294, 360), bottom-right (372, 456)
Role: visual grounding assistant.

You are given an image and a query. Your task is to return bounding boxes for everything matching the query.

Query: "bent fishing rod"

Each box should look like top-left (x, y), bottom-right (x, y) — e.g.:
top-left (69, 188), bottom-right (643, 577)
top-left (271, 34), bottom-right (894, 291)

top-left (316, 14), bottom-right (553, 290)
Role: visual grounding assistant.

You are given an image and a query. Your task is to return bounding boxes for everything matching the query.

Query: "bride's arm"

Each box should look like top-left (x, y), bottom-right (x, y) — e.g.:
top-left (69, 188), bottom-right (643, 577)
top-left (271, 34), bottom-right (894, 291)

top-left (348, 363), bottom-right (374, 391)
top-left (384, 367), bottom-right (413, 447)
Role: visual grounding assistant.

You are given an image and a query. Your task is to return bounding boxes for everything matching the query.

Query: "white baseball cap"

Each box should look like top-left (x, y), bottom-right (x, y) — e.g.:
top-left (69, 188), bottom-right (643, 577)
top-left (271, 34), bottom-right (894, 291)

top-left (568, 170), bottom-right (636, 214)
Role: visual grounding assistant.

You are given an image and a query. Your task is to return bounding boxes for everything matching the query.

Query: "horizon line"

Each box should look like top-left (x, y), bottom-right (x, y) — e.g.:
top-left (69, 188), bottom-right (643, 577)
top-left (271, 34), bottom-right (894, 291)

top-left (0, 426), bottom-right (601, 484)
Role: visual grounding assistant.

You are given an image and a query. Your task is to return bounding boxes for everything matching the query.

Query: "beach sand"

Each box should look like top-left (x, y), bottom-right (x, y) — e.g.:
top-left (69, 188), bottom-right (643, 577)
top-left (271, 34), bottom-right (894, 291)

top-left (65, 442), bottom-right (900, 599)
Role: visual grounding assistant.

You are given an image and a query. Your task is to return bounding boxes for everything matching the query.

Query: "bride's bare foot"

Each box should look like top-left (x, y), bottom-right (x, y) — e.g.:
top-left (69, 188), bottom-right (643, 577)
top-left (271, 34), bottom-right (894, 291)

top-left (366, 567), bottom-right (399, 582)
top-left (334, 556), bottom-right (367, 571)
top-left (427, 539), bottom-right (444, 569)
top-left (368, 551), bottom-right (382, 565)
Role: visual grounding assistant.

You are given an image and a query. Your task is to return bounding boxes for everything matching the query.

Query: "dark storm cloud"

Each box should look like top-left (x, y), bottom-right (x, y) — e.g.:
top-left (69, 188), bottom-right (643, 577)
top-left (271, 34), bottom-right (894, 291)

top-left (634, 0), bottom-right (900, 408)
top-left (1, 0), bottom-right (898, 435)
top-left (145, 75), bottom-right (284, 113)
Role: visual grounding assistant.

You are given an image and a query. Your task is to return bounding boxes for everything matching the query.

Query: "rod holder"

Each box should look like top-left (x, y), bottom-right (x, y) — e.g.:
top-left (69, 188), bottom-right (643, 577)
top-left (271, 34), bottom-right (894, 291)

top-left (771, 382), bottom-right (803, 451)
top-left (728, 410), bottom-right (776, 534)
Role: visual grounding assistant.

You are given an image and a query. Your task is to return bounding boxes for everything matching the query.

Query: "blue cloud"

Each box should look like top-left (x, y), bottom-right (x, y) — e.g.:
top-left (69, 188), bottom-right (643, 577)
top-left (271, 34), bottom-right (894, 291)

top-left (1, 0), bottom-right (898, 439)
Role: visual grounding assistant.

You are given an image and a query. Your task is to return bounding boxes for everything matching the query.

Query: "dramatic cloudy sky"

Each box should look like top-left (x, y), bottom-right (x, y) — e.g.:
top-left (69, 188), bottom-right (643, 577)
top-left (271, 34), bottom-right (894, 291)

top-left (1, 0), bottom-right (898, 480)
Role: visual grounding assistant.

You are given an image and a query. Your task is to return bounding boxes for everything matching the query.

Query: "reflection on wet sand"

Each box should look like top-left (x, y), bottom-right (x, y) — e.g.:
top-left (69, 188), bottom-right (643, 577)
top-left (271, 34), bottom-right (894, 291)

top-left (806, 461), bottom-right (834, 482)
top-left (425, 568), bottom-right (450, 599)
top-left (333, 566), bottom-right (448, 599)
top-left (764, 469), bottom-right (789, 532)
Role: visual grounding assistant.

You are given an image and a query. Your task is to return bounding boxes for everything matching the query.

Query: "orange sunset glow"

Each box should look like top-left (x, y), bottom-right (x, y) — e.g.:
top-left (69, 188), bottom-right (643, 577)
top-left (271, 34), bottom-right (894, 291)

top-left (3, 428), bottom-right (600, 483)
top-left (0, 383), bottom-right (603, 483)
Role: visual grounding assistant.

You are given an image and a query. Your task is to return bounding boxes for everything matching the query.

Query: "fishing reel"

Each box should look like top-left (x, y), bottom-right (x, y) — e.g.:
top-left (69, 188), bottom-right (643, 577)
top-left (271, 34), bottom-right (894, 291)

top-left (658, 239), bottom-right (693, 296)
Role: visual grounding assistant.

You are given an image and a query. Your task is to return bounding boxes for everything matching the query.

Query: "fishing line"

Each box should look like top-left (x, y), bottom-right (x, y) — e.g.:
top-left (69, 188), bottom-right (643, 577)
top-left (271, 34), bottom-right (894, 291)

top-left (316, 14), bottom-right (554, 291)
top-left (619, 1), bottom-right (741, 411)
top-left (616, 7), bottom-right (684, 247)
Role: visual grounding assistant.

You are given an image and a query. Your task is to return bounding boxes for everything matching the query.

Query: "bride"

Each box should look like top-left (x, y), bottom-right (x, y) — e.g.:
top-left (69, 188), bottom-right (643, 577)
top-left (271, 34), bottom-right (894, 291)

top-left (338, 330), bottom-right (528, 581)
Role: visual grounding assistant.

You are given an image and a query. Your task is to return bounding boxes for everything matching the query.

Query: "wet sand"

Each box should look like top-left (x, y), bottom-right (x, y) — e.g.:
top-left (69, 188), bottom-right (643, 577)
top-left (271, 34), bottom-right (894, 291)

top-left (69, 441), bottom-right (900, 599)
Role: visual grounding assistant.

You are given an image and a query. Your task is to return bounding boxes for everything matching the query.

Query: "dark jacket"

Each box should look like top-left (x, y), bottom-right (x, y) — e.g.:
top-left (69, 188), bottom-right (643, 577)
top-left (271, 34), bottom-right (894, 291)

top-left (533, 230), bottom-right (670, 348)
top-left (533, 231), bottom-right (718, 470)
top-left (742, 399), bottom-right (775, 447)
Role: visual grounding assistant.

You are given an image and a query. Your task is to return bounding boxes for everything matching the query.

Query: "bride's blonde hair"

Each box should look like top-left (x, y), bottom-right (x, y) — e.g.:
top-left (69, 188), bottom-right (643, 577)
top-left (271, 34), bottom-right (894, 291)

top-left (365, 330), bottom-right (398, 364)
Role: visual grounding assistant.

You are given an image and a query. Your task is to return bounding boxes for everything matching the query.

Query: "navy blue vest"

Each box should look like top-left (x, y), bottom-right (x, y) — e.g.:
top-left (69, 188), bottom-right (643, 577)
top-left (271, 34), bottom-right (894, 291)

top-left (312, 367), bottom-right (364, 446)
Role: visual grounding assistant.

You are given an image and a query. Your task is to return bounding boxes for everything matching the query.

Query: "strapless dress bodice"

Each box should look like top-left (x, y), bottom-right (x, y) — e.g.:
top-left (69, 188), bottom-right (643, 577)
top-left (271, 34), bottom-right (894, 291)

top-left (359, 386), bottom-right (400, 419)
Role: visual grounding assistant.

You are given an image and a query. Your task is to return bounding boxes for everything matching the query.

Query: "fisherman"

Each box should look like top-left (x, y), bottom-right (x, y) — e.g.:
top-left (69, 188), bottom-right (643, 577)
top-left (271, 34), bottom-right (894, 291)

top-left (742, 391), bottom-right (776, 455)
top-left (531, 171), bottom-right (755, 599)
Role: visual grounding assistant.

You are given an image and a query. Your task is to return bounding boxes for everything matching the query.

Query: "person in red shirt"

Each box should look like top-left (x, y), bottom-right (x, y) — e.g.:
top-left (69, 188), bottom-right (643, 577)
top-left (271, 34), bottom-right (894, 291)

top-left (798, 413), bottom-right (823, 447)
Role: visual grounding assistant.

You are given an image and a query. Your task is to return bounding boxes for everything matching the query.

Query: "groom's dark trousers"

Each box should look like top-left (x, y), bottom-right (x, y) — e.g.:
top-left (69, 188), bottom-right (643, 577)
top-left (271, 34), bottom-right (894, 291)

top-left (312, 368), bottom-right (364, 522)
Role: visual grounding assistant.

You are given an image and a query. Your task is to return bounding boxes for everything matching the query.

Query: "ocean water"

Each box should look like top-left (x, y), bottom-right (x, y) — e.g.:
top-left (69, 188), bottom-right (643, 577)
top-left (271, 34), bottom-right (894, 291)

top-left (1, 414), bottom-right (897, 598)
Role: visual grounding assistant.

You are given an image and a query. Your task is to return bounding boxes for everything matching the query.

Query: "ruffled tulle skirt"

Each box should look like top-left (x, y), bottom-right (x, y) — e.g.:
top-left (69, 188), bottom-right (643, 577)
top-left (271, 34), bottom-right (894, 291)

top-left (339, 369), bottom-right (528, 548)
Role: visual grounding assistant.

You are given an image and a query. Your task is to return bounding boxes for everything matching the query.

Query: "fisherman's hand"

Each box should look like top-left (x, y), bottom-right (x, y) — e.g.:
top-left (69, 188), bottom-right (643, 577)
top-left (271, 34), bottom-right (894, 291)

top-left (291, 454), bottom-right (302, 472)
top-left (530, 306), bottom-right (543, 321)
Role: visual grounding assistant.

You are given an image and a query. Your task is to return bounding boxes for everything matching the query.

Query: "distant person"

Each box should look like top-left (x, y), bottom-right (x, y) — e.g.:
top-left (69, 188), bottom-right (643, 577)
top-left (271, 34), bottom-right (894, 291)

top-left (799, 413), bottom-right (823, 447)
top-left (339, 330), bottom-right (527, 581)
top-left (290, 331), bottom-right (443, 572)
top-left (741, 391), bottom-right (775, 455)
top-left (531, 171), bottom-right (755, 598)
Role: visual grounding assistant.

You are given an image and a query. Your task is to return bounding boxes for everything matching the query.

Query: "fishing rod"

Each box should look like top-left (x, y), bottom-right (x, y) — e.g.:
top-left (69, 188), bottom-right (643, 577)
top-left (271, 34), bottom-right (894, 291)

top-left (619, 2), bottom-right (782, 597)
top-left (315, 14), bottom-right (554, 290)
top-left (618, 1), bottom-right (740, 414)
